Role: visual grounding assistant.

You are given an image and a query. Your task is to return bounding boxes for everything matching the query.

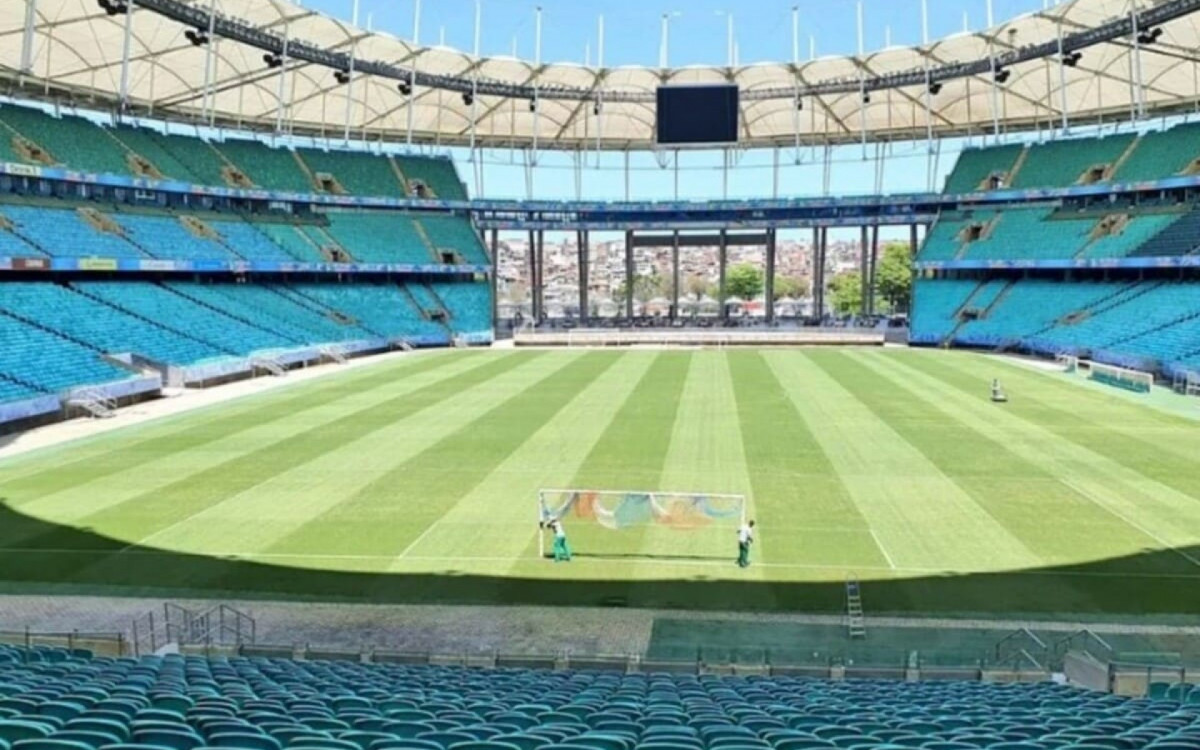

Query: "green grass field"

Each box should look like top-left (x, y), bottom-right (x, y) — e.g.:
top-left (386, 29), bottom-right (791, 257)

top-left (2, 347), bottom-right (1200, 618)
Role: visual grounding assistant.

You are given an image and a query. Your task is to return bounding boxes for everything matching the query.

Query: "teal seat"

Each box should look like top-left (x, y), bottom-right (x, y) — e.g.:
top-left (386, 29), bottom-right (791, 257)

top-left (416, 733), bottom-right (478, 750)
top-left (368, 742), bottom-right (443, 750)
top-left (0, 722), bottom-right (54, 744)
top-left (131, 730), bottom-right (202, 750)
top-left (207, 734), bottom-right (281, 750)
top-left (285, 743), bottom-right (361, 750)
top-left (51, 732), bottom-right (124, 749)
top-left (12, 741), bottom-right (96, 750)
top-left (490, 736), bottom-right (550, 750)
top-left (337, 733), bottom-right (394, 750)
top-left (38, 703), bottom-right (86, 722)
top-left (66, 721), bottom-right (130, 742)
top-left (774, 740), bottom-right (836, 750)
top-left (446, 742), bottom-right (521, 750)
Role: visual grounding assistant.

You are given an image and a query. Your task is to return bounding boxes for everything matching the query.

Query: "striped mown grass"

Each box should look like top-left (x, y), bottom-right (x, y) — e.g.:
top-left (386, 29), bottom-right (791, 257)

top-left (1, 347), bottom-right (1199, 617)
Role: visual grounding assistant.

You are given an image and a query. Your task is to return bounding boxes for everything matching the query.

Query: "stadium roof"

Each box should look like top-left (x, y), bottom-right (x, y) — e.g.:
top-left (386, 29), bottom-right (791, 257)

top-left (3, 0), bottom-right (1200, 150)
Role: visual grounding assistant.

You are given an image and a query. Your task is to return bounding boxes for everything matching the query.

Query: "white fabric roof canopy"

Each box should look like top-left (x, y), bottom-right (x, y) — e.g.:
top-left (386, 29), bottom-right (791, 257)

top-left (1, 0), bottom-right (1199, 149)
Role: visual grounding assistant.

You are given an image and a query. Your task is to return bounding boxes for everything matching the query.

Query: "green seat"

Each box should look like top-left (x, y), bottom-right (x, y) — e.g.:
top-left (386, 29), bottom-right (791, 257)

top-left (490, 736), bottom-right (549, 750)
top-left (131, 730), bottom-right (202, 750)
top-left (368, 740), bottom-right (443, 750)
top-left (416, 733), bottom-right (476, 750)
top-left (207, 735), bottom-right (280, 750)
top-left (0, 722), bottom-right (54, 744)
top-left (51, 732), bottom-right (124, 749)
top-left (12, 741), bottom-right (96, 750)
top-left (66, 721), bottom-right (130, 742)
top-left (446, 743), bottom-right (521, 750)
top-left (286, 742), bottom-right (360, 750)
top-left (774, 740), bottom-right (836, 750)
top-left (336, 734), bottom-right (393, 750)
top-left (378, 724), bottom-right (433, 741)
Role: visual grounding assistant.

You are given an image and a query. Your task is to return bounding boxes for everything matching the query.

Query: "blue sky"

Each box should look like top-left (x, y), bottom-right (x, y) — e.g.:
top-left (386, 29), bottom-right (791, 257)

top-left (305, 0), bottom-right (1052, 67)
top-left (295, 0), bottom-right (1056, 207)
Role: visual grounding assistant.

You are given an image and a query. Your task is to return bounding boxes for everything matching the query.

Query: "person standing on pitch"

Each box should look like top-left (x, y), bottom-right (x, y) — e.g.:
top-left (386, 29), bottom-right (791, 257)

top-left (549, 516), bottom-right (571, 562)
top-left (737, 519), bottom-right (755, 568)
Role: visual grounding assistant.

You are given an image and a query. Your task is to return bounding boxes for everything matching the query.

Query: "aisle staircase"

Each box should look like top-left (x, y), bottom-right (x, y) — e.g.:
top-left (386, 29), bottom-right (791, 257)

top-left (65, 386), bottom-right (117, 419)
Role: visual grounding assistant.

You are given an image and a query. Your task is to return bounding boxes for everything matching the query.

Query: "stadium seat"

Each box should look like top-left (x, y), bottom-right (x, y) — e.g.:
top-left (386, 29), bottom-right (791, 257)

top-left (0, 723), bottom-right (54, 744)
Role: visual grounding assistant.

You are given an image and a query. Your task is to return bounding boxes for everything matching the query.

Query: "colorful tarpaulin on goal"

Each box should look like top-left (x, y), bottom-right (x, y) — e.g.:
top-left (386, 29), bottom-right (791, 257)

top-left (539, 490), bottom-right (745, 531)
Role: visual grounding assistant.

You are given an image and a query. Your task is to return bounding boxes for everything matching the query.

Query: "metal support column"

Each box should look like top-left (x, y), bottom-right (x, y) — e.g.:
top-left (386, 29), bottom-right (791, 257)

top-left (671, 230), bottom-right (681, 322)
top-left (869, 225), bottom-right (880, 316)
top-left (624, 229), bottom-right (635, 320)
top-left (530, 228), bottom-right (540, 321)
top-left (765, 228), bottom-right (777, 324)
top-left (815, 227), bottom-right (828, 322)
top-left (577, 230), bottom-right (589, 324)
top-left (910, 222), bottom-right (920, 264)
top-left (859, 226), bottom-right (870, 317)
top-left (490, 229), bottom-right (500, 333)
top-left (718, 229), bottom-right (728, 322)
top-left (535, 230), bottom-right (545, 322)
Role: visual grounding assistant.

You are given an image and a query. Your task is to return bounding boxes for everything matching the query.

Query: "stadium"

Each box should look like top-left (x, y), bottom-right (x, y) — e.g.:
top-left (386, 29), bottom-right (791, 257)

top-left (3, 0), bottom-right (1200, 743)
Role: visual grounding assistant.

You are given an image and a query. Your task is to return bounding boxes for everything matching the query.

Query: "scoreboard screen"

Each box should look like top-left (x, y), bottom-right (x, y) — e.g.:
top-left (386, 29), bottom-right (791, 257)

top-left (655, 84), bottom-right (740, 146)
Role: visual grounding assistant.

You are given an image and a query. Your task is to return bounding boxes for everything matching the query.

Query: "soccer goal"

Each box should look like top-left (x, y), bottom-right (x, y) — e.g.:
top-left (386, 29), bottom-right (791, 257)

top-left (1088, 361), bottom-right (1154, 393)
top-left (1056, 354), bottom-right (1079, 373)
top-left (537, 489), bottom-right (747, 561)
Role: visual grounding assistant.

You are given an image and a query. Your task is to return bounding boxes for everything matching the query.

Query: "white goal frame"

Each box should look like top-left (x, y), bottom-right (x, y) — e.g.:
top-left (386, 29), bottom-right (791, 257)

top-left (1087, 361), bottom-right (1154, 393)
top-left (1055, 353), bottom-right (1079, 373)
top-left (536, 488), bottom-right (747, 559)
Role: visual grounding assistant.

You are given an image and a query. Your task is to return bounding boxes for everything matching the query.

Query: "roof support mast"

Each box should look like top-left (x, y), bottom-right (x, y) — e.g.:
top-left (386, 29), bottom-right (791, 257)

top-left (200, 0), bottom-right (217, 125)
top-left (533, 5), bottom-right (542, 165)
top-left (20, 0), bottom-right (37, 77)
top-left (406, 0), bottom-right (420, 148)
top-left (857, 0), bottom-right (867, 158)
top-left (921, 0), bottom-right (934, 192)
top-left (1057, 7), bottom-right (1069, 134)
top-left (275, 14), bottom-right (290, 134)
top-left (987, 0), bottom-right (1000, 144)
top-left (792, 5), bottom-right (801, 162)
top-left (343, 0), bottom-right (359, 144)
top-left (118, 0), bottom-right (136, 111)
top-left (1130, 2), bottom-right (1146, 120)
top-left (596, 15), bottom-right (604, 162)
top-left (468, 0), bottom-right (480, 155)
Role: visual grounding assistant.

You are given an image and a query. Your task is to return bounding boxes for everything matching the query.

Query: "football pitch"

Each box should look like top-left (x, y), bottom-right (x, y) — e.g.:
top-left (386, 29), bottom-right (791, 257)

top-left (2, 347), bottom-right (1200, 618)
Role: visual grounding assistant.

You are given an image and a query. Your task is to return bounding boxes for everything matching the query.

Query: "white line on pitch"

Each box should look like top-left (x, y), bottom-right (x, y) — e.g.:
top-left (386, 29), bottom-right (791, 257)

top-left (1059, 477), bottom-right (1200, 570)
top-left (869, 529), bottom-right (897, 570)
top-left (393, 517), bottom-right (446, 561)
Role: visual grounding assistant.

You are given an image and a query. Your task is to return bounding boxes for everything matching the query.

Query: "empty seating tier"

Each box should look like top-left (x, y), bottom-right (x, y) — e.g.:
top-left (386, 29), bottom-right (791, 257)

top-left (322, 213), bottom-right (435, 265)
top-left (1, 644), bottom-right (1198, 750)
top-left (943, 144), bottom-right (1025, 194)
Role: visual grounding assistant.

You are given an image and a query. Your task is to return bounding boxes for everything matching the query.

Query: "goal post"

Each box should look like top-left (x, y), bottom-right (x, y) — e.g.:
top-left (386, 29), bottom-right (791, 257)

top-left (1055, 353), bottom-right (1078, 373)
top-left (537, 489), bottom-right (747, 561)
top-left (1088, 361), bottom-right (1154, 394)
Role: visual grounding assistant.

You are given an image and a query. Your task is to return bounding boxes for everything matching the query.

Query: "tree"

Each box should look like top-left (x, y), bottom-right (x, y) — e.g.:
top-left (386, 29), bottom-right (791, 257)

top-left (874, 241), bottom-right (913, 313)
top-left (774, 274), bottom-right (811, 300)
top-left (613, 273), bottom-right (661, 307)
top-left (506, 281), bottom-right (528, 303)
top-left (726, 263), bottom-right (764, 301)
top-left (828, 271), bottom-right (863, 317)
top-left (684, 274), bottom-right (709, 300)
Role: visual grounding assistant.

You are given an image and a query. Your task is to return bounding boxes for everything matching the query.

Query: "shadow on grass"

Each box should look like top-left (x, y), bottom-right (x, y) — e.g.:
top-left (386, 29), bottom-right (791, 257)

top-left (1, 499), bottom-right (1198, 616)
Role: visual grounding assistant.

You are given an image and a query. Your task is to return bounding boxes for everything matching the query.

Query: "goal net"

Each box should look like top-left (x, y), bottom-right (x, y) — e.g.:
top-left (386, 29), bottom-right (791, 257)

top-left (537, 489), bottom-right (747, 560)
top-left (1088, 361), bottom-right (1153, 393)
top-left (1055, 353), bottom-right (1078, 373)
